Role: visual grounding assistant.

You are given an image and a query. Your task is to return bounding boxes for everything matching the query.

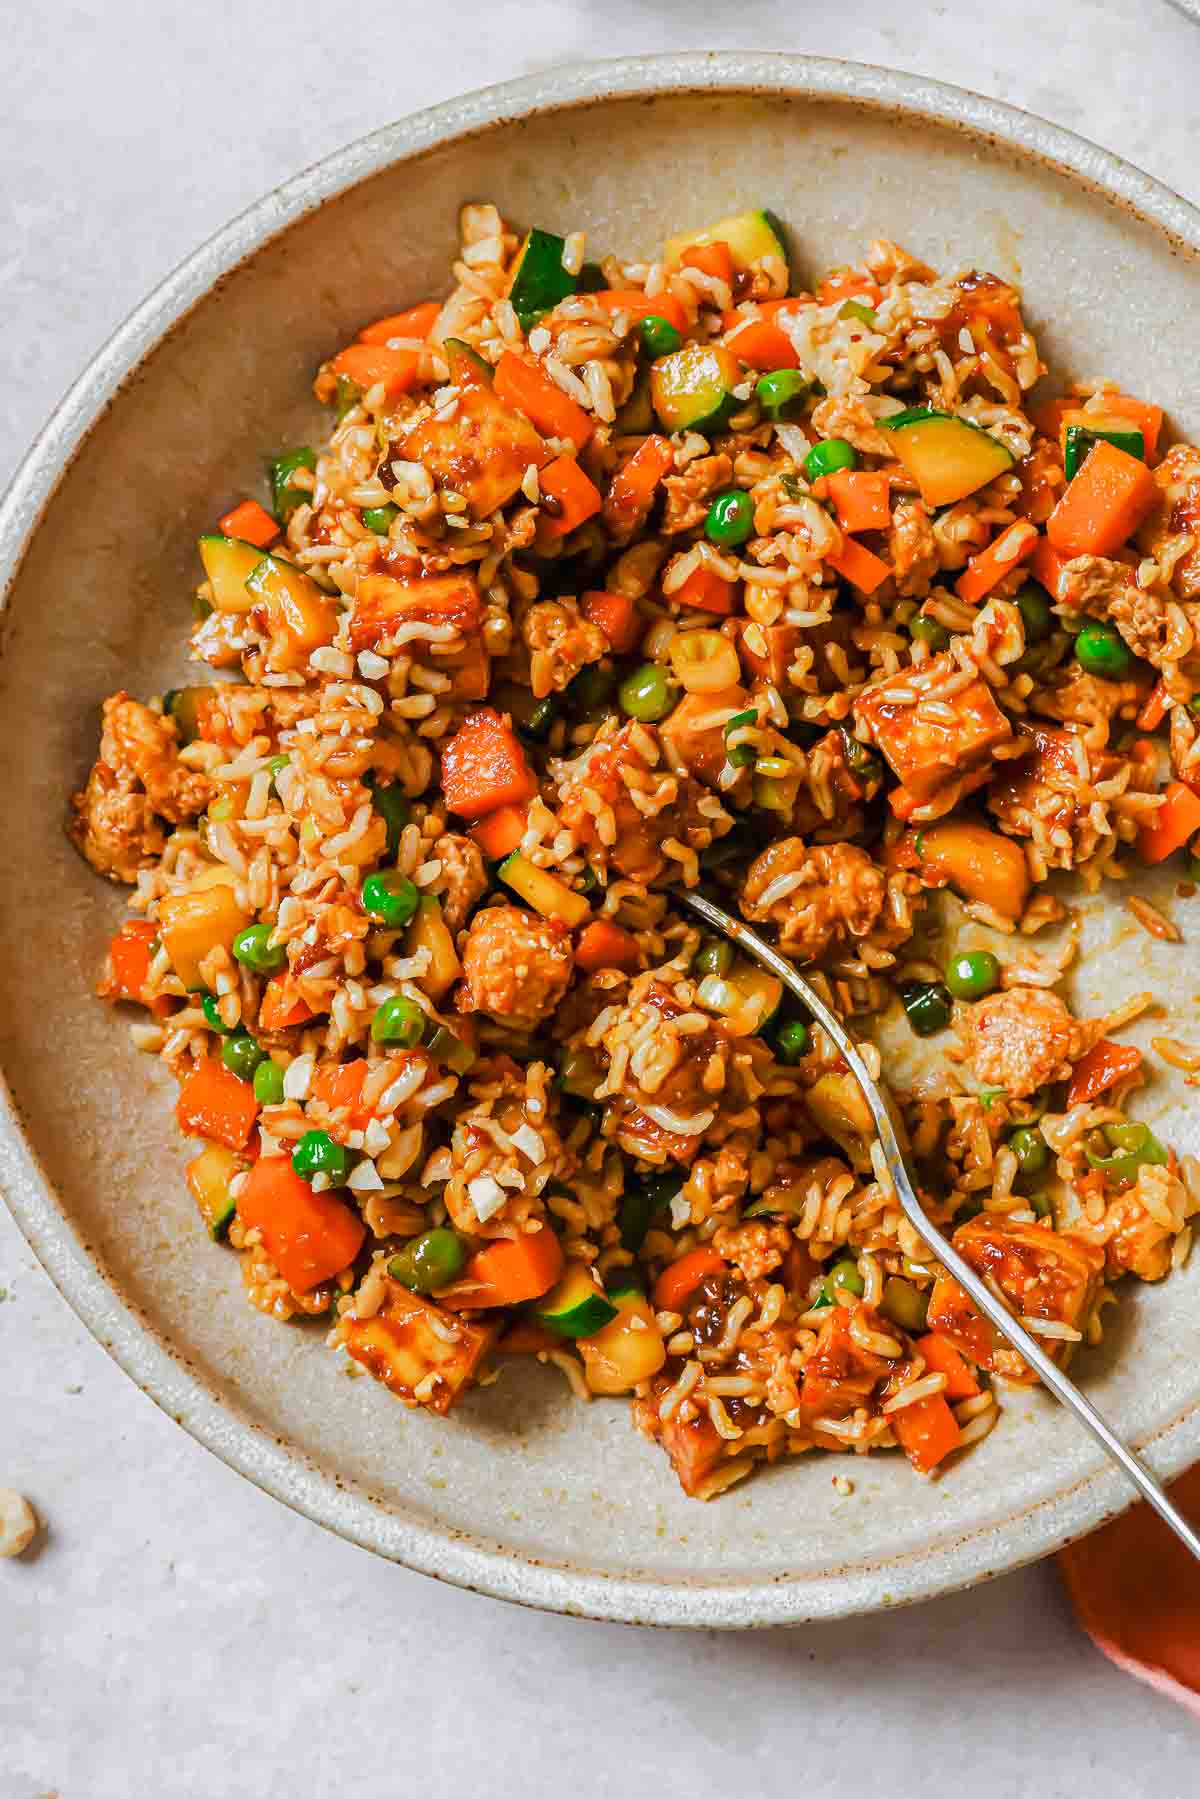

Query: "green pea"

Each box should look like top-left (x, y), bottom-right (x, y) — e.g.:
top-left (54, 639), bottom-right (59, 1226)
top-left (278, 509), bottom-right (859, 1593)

top-left (704, 489), bottom-right (754, 548)
top-left (362, 504), bottom-right (399, 534)
top-left (756, 369), bottom-right (810, 421)
top-left (292, 1129), bottom-right (351, 1185)
top-left (640, 314), bottom-right (683, 358)
top-left (692, 938), bottom-right (734, 980)
top-left (253, 1058), bottom-right (285, 1105)
top-left (361, 869), bottom-right (420, 929)
top-left (221, 1032), bottom-right (265, 1081)
top-left (880, 1275), bottom-right (929, 1333)
top-left (945, 949), bottom-right (1001, 1001)
top-left (774, 1019), bottom-right (811, 1063)
top-left (1008, 1125), bottom-right (1049, 1177)
top-left (618, 662), bottom-right (675, 723)
top-left (1016, 583), bottom-right (1054, 643)
top-left (369, 778), bottom-right (410, 858)
top-left (371, 994), bottom-right (425, 1046)
top-left (821, 1258), bottom-right (865, 1303)
top-left (1075, 620), bottom-right (1133, 680)
top-left (910, 613), bottom-right (950, 651)
top-left (232, 923), bottom-right (287, 975)
top-left (567, 663), bottom-right (617, 715)
top-left (388, 1228), bottom-right (467, 1295)
top-left (804, 438), bottom-right (857, 480)
top-left (521, 695), bottom-right (559, 742)
top-left (200, 992), bottom-right (231, 1035)
top-left (900, 981), bottom-right (952, 1038)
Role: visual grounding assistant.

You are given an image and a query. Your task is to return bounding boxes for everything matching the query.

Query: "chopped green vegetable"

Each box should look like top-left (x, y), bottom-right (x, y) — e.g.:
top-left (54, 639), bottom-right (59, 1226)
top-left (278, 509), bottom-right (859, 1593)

top-left (508, 228), bottom-right (577, 329)
top-left (521, 695), bottom-right (560, 742)
top-left (426, 1025), bottom-right (477, 1074)
top-left (200, 993), bottom-right (231, 1035)
top-left (557, 1046), bottom-right (602, 1101)
top-left (838, 299), bottom-right (878, 328)
top-left (1084, 1120), bottom-right (1168, 1185)
top-left (1016, 582), bottom-right (1054, 642)
top-left (361, 504), bottom-right (398, 534)
top-left (910, 614), bottom-right (950, 651)
top-left (1063, 423), bottom-right (1144, 481)
top-left (253, 1058), bottom-right (285, 1106)
top-left (567, 663), bottom-right (617, 716)
top-left (880, 1275), bottom-right (930, 1333)
top-left (1075, 619), bottom-right (1134, 680)
top-left (756, 368), bottom-right (810, 421)
top-left (221, 1031), bottom-right (265, 1082)
top-left (334, 375), bottom-right (362, 422)
top-left (639, 314), bottom-right (683, 358)
top-left (618, 662), bottom-right (675, 722)
top-left (900, 981), bottom-right (953, 1038)
top-left (1008, 1125), bottom-right (1049, 1178)
top-left (774, 1019), bottom-right (811, 1063)
top-left (820, 1258), bottom-right (865, 1304)
top-left (269, 447), bottom-right (316, 523)
top-left (692, 938), bottom-right (734, 979)
top-left (650, 344), bottom-right (741, 434)
top-left (368, 777), bottom-right (410, 858)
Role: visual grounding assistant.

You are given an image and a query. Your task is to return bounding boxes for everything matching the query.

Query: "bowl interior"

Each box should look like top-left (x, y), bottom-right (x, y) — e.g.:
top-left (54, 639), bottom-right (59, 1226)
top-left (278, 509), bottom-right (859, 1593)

top-left (2, 78), bottom-right (1198, 1624)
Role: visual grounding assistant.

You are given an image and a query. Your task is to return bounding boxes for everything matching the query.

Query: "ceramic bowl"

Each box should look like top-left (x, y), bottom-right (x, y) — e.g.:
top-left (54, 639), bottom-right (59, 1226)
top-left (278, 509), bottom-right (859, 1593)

top-left (2, 55), bottom-right (1199, 1627)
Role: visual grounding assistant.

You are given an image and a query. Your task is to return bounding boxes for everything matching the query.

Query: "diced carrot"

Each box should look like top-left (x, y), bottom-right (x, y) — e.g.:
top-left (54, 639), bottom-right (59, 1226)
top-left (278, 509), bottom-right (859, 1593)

top-left (1066, 1040), bottom-right (1144, 1108)
top-left (469, 803), bottom-right (528, 860)
top-left (1029, 535), bottom-right (1071, 601)
top-left (604, 434), bottom-right (676, 532)
top-left (440, 708), bottom-right (537, 820)
top-left (1029, 395), bottom-right (1075, 441)
top-left (592, 290), bottom-right (689, 335)
top-left (237, 1154), bottom-right (365, 1293)
top-left (538, 455), bottom-right (603, 538)
top-left (1103, 393), bottom-right (1163, 461)
top-left (816, 269), bottom-right (882, 308)
top-left (103, 919), bottom-right (158, 1003)
top-left (1140, 781), bottom-right (1200, 864)
top-left (653, 1247), bottom-right (726, 1313)
top-left (1058, 1461), bottom-right (1200, 1717)
top-left (310, 1057), bottom-right (374, 1132)
top-left (450, 1227), bottom-right (565, 1309)
top-left (358, 300), bottom-right (440, 345)
top-left (496, 1320), bottom-right (559, 1355)
top-left (890, 1391), bottom-right (962, 1474)
top-left (674, 564), bottom-right (737, 616)
top-left (955, 519), bottom-right (1040, 604)
top-left (1137, 680), bottom-right (1170, 732)
top-left (916, 1333), bottom-right (981, 1401)
top-left (494, 351), bottom-right (594, 451)
top-left (582, 588), bottom-right (644, 657)
top-left (826, 469), bottom-right (891, 533)
top-left (176, 1057), bottom-right (259, 1151)
top-left (575, 918), bottom-right (641, 974)
top-left (1046, 440), bottom-right (1158, 556)
top-left (258, 974), bottom-right (314, 1033)
top-left (827, 536), bottom-right (892, 595)
top-left (330, 344), bottom-right (420, 399)
top-left (681, 240), bottom-right (733, 287)
top-left (217, 499), bottom-right (279, 548)
top-left (721, 301), bottom-right (800, 370)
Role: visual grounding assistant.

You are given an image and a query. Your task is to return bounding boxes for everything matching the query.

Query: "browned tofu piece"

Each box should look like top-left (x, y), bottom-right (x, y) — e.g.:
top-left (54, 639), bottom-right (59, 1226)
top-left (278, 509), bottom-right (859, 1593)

top-left (394, 381), bottom-right (546, 519)
top-left (344, 1282), bottom-right (496, 1413)
top-left (349, 572), bottom-right (482, 651)
top-left (660, 684), bottom-right (748, 784)
top-left (634, 1380), bottom-right (724, 1497)
top-left (852, 654), bottom-right (1011, 806)
top-left (928, 1217), bottom-right (1104, 1376)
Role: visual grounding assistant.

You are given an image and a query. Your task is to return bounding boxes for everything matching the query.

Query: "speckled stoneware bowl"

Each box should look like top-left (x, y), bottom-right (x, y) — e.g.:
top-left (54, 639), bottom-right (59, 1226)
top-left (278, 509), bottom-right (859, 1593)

top-left (2, 55), bottom-right (1199, 1627)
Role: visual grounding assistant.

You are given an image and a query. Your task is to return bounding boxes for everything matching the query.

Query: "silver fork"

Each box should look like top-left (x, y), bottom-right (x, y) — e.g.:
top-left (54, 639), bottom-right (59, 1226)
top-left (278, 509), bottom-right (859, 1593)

top-left (680, 887), bottom-right (1200, 1561)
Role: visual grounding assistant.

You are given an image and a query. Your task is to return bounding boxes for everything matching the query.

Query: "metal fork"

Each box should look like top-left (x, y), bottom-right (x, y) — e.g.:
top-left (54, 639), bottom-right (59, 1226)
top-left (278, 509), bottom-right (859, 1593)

top-left (680, 887), bottom-right (1200, 1561)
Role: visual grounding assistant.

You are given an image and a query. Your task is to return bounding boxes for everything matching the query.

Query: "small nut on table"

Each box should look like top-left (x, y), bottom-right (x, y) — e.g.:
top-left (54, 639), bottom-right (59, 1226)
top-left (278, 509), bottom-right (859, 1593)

top-left (0, 1488), bottom-right (38, 1557)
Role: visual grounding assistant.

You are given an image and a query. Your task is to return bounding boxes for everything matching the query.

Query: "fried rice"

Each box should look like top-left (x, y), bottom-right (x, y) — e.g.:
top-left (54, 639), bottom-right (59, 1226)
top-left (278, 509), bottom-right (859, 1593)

top-left (69, 203), bottom-right (1200, 1500)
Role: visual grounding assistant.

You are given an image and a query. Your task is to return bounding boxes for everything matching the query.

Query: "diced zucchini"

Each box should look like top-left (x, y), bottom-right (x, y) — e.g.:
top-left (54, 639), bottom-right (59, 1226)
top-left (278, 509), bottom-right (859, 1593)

top-left (269, 447), bottom-right (316, 522)
top-left (498, 853), bottom-right (591, 927)
top-left (186, 1142), bottom-right (241, 1240)
top-left (880, 408), bottom-right (1014, 506)
top-left (580, 1288), bottom-right (667, 1394)
top-left (508, 228), bottom-right (577, 330)
top-left (651, 344), bottom-right (742, 434)
top-left (805, 1072), bottom-right (874, 1158)
top-left (664, 209), bottom-right (788, 273)
top-left (557, 1045), bottom-right (602, 1101)
top-left (576, 260), bottom-right (607, 294)
top-left (244, 553), bottom-right (338, 666)
top-left (159, 868), bottom-right (250, 990)
top-left (163, 685), bottom-right (207, 744)
top-left (426, 1024), bottom-right (477, 1074)
top-left (1063, 420), bottom-right (1144, 481)
top-left (198, 535), bottom-right (265, 615)
top-left (405, 896), bottom-right (461, 1002)
top-left (534, 1262), bottom-right (618, 1339)
top-left (726, 965), bottom-right (782, 1036)
top-left (605, 1270), bottom-right (645, 1300)
top-left (443, 337), bottom-right (493, 384)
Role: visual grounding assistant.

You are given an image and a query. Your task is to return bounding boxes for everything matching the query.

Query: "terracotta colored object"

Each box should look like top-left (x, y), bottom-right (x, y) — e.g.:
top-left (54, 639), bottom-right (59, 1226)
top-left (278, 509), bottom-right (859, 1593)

top-left (1, 57), bottom-right (1199, 1627)
top-left (1059, 1463), bottom-right (1200, 1714)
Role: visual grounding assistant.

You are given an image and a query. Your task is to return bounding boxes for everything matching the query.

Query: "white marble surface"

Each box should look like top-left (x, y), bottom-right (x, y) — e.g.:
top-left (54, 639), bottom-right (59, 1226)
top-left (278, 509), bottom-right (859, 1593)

top-left (3, 3), bottom-right (1200, 1793)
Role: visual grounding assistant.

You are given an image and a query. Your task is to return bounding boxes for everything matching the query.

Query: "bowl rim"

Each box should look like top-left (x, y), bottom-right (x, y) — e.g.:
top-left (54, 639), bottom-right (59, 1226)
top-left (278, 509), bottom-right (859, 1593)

top-left (3, 52), bottom-right (1200, 1629)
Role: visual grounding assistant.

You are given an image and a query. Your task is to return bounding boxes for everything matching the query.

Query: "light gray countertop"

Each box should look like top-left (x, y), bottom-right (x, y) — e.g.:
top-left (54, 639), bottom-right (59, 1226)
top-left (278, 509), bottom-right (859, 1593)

top-left (3, 3), bottom-right (1199, 1793)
